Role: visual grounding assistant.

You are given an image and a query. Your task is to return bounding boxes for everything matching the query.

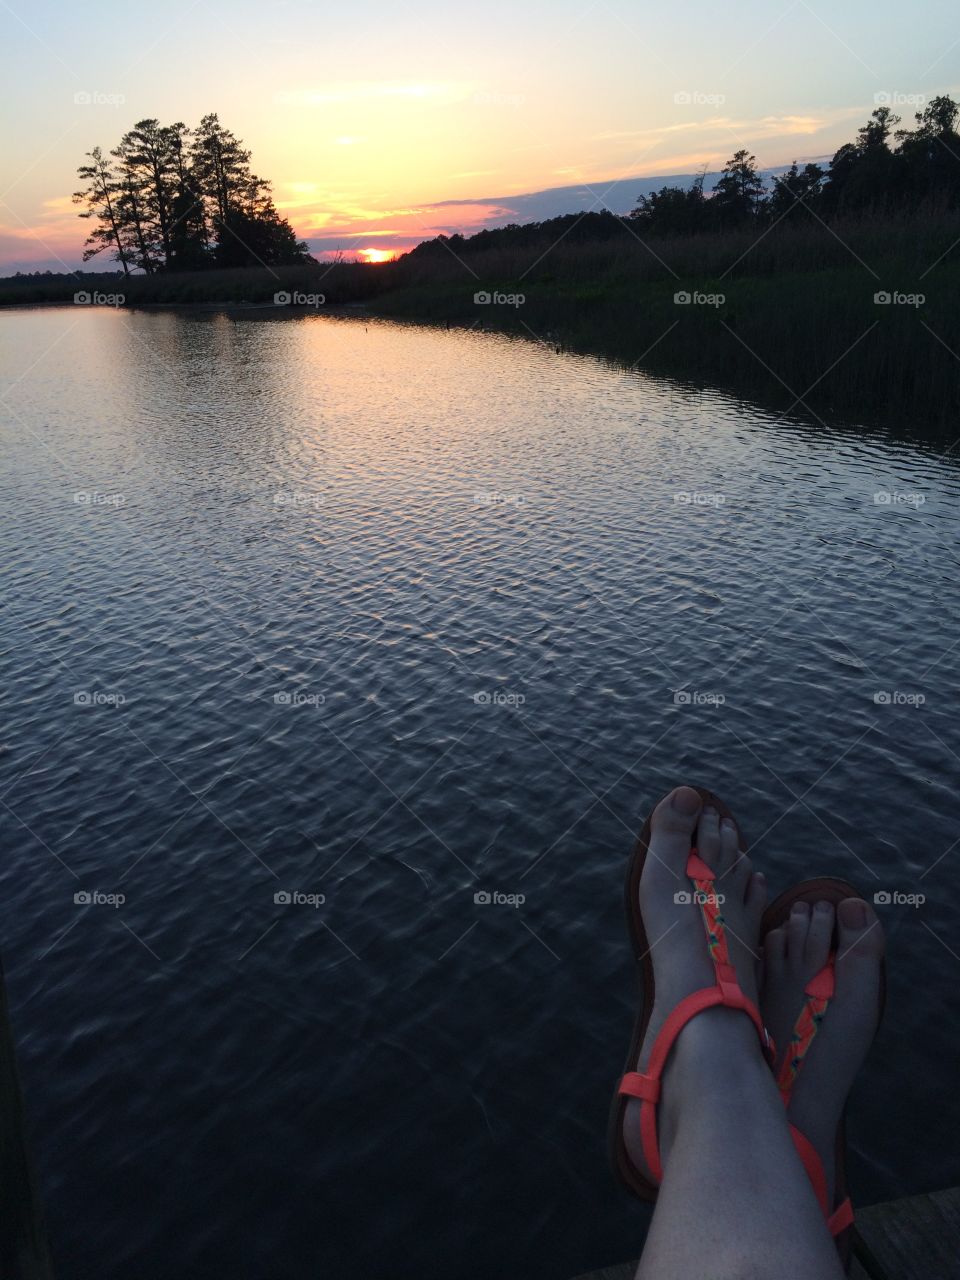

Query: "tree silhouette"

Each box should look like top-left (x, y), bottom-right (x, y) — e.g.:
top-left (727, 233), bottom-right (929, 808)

top-left (75, 114), bottom-right (312, 273)
top-left (712, 150), bottom-right (765, 225)
top-left (767, 161), bottom-right (825, 221)
top-left (72, 147), bottom-right (132, 274)
top-left (897, 95), bottom-right (960, 205)
top-left (629, 171), bottom-right (707, 235)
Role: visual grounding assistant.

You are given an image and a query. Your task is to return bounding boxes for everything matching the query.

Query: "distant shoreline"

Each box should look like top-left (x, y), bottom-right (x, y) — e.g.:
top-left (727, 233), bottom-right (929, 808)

top-left (3, 209), bottom-right (959, 433)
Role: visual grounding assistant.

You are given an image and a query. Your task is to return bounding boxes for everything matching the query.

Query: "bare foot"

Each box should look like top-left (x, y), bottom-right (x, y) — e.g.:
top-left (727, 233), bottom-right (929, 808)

top-left (761, 897), bottom-right (885, 1207)
top-left (622, 785), bottom-right (768, 1179)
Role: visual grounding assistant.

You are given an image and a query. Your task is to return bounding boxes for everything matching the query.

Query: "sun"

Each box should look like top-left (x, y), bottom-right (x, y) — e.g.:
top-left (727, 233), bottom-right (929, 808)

top-left (358, 247), bottom-right (395, 264)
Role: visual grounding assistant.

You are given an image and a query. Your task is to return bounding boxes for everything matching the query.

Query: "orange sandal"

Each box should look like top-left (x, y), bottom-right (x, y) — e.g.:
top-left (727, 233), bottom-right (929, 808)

top-left (609, 789), bottom-right (774, 1197)
top-left (761, 879), bottom-right (887, 1271)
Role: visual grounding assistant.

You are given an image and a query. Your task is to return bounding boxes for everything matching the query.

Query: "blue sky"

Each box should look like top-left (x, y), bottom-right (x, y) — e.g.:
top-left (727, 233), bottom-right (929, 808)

top-left (2, 0), bottom-right (958, 268)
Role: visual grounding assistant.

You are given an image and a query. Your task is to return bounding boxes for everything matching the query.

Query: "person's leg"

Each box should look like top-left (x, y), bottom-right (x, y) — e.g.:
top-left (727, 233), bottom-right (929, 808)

top-left (622, 788), bottom-right (852, 1279)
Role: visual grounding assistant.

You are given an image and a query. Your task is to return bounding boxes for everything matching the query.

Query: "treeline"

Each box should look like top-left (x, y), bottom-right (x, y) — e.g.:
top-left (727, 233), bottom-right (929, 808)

top-left (633, 96), bottom-right (960, 235)
top-left (74, 114), bottom-right (312, 274)
top-left (411, 95), bottom-right (960, 256)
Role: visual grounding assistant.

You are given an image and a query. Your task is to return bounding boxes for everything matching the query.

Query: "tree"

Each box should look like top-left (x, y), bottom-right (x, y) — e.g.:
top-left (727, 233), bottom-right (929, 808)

top-left (190, 113), bottom-right (308, 267)
top-left (629, 172), bottom-right (707, 235)
top-left (712, 150), bottom-right (765, 225)
top-left (767, 161), bottom-right (825, 221)
top-left (166, 123), bottom-right (208, 270)
top-left (896, 94), bottom-right (960, 206)
top-left (190, 114), bottom-right (266, 228)
top-left (114, 119), bottom-right (179, 269)
top-left (75, 113), bottom-right (314, 273)
top-left (858, 105), bottom-right (900, 151)
top-left (72, 147), bottom-right (131, 274)
top-left (214, 204), bottom-right (311, 268)
top-left (823, 107), bottom-right (905, 211)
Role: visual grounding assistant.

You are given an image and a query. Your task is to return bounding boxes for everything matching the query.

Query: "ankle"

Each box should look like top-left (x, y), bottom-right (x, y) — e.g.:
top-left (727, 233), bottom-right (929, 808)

top-left (658, 1009), bottom-right (777, 1164)
top-left (665, 1007), bottom-right (769, 1103)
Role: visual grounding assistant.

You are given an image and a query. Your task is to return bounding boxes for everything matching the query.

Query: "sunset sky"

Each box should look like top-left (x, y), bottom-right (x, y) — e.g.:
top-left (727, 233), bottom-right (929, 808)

top-left (2, 0), bottom-right (958, 272)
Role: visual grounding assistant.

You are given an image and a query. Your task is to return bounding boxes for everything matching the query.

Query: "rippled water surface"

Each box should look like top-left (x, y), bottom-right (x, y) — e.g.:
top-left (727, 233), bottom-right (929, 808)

top-left (2, 307), bottom-right (959, 1279)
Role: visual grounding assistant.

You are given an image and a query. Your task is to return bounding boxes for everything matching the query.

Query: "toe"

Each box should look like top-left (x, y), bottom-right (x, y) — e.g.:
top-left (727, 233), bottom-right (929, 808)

top-left (836, 897), bottom-right (885, 977)
top-left (745, 870), bottom-right (767, 921)
top-left (804, 900), bottom-right (835, 974)
top-left (832, 898), bottom-right (885, 1045)
top-left (717, 815), bottom-right (743, 880)
top-left (786, 900), bottom-right (811, 968)
top-left (646, 786), bottom-right (702, 878)
top-left (764, 923), bottom-right (786, 973)
top-left (696, 804), bottom-right (720, 869)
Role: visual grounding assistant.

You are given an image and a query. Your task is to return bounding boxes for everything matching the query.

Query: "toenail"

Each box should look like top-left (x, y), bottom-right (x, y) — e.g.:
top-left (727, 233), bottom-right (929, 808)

top-left (791, 901), bottom-right (810, 917)
top-left (838, 898), bottom-right (868, 928)
top-left (721, 817), bottom-right (735, 830)
top-left (671, 788), bottom-right (702, 816)
top-left (814, 901), bottom-right (832, 915)
top-left (703, 806), bottom-right (718, 819)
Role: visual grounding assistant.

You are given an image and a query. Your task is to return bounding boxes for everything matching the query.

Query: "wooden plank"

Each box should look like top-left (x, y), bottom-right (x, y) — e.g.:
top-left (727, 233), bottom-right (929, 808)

top-left (571, 1264), bottom-right (636, 1280)
top-left (574, 1251), bottom-right (871, 1279)
top-left (572, 1188), bottom-right (960, 1280)
top-left (0, 958), bottom-right (55, 1279)
top-left (854, 1187), bottom-right (960, 1280)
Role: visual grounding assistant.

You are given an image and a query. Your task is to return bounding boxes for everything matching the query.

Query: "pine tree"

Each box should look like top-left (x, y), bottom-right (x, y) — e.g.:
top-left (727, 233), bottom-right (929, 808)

top-left (72, 147), bottom-right (131, 274)
top-left (712, 150), bottom-right (765, 225)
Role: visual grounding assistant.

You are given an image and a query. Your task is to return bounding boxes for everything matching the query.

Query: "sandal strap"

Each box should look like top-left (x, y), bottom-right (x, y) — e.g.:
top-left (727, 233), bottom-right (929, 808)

top-left (789, 1122), bottom-right (854, 1236)
top-left (619, 982), bottom-right (768, 1181)
top-left (779, 962), bottom-right (852, 1237)
top-left (777, 956), bottom-right (835, 1096)
top-left (618, 846), bottom-right (773, 1185)
top-left (827, 1198), bottom-right (854, 1236)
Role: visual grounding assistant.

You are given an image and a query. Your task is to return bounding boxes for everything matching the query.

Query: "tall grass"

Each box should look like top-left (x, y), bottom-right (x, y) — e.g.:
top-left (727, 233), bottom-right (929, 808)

top-left (378, 208), bottom-right (960, 431)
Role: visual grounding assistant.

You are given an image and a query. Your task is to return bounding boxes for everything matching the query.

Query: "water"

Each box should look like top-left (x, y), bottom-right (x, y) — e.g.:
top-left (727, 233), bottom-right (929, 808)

top-left (2, 306), bottom-right (958, 1279)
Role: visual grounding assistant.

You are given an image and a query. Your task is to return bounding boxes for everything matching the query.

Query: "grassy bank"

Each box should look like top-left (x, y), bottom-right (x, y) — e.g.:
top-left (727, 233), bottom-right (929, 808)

top-left (374, 264), bottom-right (958, 431)
top-left (4, 210), bottom-right (959, 430)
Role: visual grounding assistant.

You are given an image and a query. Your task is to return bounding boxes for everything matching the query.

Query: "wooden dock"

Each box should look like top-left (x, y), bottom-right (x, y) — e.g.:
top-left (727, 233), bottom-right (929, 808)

top-left (572, 1185), bottom-right (960, 1280)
